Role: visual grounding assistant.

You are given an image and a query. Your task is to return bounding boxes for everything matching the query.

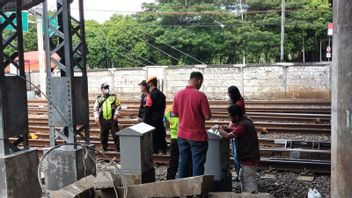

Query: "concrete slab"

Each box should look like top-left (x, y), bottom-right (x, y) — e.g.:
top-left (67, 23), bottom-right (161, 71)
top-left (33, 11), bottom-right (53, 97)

top-left (120, 175), bottom-right (214, 198)
top-left (122, 173), bottom-right (142, 186)
top-left (94, 171), bottom-right (120, 189)
top-left (208, 192), bottom-right (275, 198)
top-left (43, 145), bottom-right (96, 191)
top-left (0, 149), bottom-right (41, 198)
top-left (49, 175), bottom-right (96, 198)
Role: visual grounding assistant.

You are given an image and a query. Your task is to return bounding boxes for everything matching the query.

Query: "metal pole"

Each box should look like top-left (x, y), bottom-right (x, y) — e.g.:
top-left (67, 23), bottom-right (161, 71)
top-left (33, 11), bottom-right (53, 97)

top-left (328, 37), bottom-right (331, 61)
top-left (302, 37), bottom-right (305, 62)
top-left (239, 0), bottom-right (244, 20)
top-left (36, 8), bottom-right (46, 97)
top-left (240, 0), bottom-right (245, 64)
top-left (280, 0), bottom-right (285, 62)
top-left (319, 39), bottom-right (322, 62)
top-left (331, 0), bottom-right (352, 197)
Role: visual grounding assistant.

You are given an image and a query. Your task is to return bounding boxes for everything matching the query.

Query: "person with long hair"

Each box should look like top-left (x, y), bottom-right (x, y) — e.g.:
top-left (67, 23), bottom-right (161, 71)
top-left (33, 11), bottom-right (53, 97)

top-left (227, 85), bottom-right (245, 114)
top-left (226, 85), bottom-right (245, 181)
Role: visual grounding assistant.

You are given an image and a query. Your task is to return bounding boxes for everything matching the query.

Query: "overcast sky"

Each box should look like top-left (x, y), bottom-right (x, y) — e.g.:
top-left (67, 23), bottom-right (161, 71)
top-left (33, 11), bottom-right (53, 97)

top-left (48, 0), bottom-right (155, 23)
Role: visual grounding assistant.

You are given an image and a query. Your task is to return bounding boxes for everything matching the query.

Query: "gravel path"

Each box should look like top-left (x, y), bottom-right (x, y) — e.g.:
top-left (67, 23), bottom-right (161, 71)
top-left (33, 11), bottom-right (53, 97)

top-left (97, 163), bottom-right (330, 197)
top-left (155, 165), bottom-right (330, 198)
top-left (259, 133), bottom-right (331, 143)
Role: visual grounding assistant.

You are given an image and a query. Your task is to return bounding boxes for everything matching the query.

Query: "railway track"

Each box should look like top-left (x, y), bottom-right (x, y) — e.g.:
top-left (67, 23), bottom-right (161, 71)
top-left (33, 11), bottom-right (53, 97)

top-left (32, 140), bottom-right (330, 173)
top-left (25, 99), bottom-right (331, 173)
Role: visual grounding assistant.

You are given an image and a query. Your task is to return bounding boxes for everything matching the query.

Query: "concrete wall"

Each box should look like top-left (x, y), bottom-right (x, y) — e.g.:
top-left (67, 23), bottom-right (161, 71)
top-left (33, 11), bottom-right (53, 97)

top-left (28, 63), bottom-right (331, 100)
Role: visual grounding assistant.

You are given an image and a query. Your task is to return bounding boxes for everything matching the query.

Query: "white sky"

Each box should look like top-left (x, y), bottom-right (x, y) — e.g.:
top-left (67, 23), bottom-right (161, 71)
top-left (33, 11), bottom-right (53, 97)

top-left (48, 0), bottom-right (155, 23)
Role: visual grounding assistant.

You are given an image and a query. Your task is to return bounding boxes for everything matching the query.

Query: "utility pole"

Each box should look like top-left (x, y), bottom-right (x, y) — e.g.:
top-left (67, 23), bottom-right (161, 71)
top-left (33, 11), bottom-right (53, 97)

top-left (239, 0), bottom-right (244, 20)
top-left (280, 0), bottom-right (285, 62)
top-left (0, 1), bottom-right (42, 197)
top-left (319, 40), bottom-right (322, 62)
top-left (239, 0), bottom-right (245, 64)
top-left (302, 37), bottom-right (305, 62)
top-left (42, 0), bottom-right (94, 190)
top-left (331, 0), bottom-right (352, 197)
top-left (34, 8), bottom-right (46, 97)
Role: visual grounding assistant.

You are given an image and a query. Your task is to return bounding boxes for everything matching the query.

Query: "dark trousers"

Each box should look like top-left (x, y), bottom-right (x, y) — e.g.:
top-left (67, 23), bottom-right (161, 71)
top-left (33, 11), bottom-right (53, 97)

top-left (100, 119), bottom-right (119, 151)
top-left (177, 138), bottom-right (208, 178)
top-left (167, 139), bottom-right (192, 180)
top-left (149, 121), bottom-right (167, 154)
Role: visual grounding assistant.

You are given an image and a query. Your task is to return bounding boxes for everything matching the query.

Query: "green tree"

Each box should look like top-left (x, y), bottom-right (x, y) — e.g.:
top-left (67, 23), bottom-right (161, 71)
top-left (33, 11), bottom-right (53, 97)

top-left (83, 0), bottom-right (332, 67)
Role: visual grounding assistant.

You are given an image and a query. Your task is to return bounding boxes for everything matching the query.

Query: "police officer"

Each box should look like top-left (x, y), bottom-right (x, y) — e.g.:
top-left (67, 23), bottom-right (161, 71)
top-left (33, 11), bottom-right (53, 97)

top-left (93, 83), bottom-right (122, 152)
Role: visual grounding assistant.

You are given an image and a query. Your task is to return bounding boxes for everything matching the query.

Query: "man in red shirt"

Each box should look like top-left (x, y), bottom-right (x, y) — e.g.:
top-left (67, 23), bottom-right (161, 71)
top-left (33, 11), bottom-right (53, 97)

top-left (173, 71), bottom-right (211, 178)
top-left (218, 104), bottom-right (260, 193)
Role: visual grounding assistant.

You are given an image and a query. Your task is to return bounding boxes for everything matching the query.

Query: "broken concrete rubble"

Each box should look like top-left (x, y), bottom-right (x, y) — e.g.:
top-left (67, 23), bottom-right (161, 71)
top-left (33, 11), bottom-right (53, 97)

top-left (49, 175), bottom-right (96, 198)
top-left (49, 172), bottom-right (274, 198)
top-left (208, 192), bottom-right (275, 198)
top-left (119, 175), bottom-right (214, 198)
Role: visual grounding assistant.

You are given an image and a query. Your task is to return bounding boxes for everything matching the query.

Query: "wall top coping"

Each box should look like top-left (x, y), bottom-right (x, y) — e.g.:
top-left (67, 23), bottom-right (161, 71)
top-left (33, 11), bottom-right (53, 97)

top-left (86, 62), bottom-right (331, 72)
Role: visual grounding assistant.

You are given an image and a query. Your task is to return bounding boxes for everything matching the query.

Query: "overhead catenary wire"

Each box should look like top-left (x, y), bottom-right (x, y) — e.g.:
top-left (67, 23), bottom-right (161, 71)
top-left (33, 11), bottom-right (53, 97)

top-left (70, 7), bottom-right (331, 16)
top-left (115, 50), bottom-right (147, 67)
top-left (112, 25), bottom-right (182, 64)
top-left (116, 44), bottom-right (157, 66)
top-left (136, 28), bottom-right (206, 65)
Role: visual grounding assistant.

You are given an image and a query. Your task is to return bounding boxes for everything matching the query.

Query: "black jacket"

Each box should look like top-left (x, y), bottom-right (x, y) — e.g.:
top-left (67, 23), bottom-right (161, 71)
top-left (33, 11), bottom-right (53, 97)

top-left (143, 88), bottom-right (166, 124)
top-left (236, 118), bottom-right (260, 162)
top-left (138, 93), bottom-right (147, 119)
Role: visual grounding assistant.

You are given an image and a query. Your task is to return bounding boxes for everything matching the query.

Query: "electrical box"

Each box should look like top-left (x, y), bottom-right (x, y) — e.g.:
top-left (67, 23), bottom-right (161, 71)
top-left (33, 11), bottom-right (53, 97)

top-left (204, 128), bottom-right (232, 192)
top-left (117, 122), bottom-right (155, 183)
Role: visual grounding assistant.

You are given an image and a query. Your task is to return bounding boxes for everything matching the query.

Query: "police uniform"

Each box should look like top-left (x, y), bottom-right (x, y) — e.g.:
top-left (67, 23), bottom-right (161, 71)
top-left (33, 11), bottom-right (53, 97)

top-left (93, 93), bottom-right (121, 151)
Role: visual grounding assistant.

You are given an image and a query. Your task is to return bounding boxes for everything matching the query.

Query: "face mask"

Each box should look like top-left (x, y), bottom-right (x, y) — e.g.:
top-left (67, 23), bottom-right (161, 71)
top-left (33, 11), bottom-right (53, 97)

top-left (225, 95), bottom-right (231, 103)
top-left (102, 88), bottom-right (109, 94)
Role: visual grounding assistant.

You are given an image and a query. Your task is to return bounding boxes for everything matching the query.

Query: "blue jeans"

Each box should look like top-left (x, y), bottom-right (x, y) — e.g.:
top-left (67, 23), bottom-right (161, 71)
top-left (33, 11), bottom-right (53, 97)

top-left (177, 138), bottom-right (208, 178)
top-left (231, 138), bottom-right (241, 177)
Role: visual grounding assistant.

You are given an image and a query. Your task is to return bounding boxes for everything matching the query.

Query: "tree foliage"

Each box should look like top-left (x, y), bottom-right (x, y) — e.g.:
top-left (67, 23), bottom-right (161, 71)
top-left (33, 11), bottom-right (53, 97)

top-left (21, 0), bottom-right (332, 68)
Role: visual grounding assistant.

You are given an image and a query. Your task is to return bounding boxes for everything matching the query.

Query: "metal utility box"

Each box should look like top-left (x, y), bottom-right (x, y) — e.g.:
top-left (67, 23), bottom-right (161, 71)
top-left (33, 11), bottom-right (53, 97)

top-left (204, 128), bottom-right (232, 192)
top-left (117, 122), bottom-right (155, 183)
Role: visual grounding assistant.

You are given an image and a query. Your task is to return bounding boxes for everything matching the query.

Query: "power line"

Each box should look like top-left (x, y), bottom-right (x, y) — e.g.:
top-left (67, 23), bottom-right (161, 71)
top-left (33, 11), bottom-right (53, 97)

top-left (116, 51), bottom-right (146, 67)
top-left (137, 28), bottom-right (206, 65)
top-left (70, 7), bottom-right (328, 16)
top-left (113, 25), bottom-right (182, 64)
top-left (116, 44), bottom-right (157, 66)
